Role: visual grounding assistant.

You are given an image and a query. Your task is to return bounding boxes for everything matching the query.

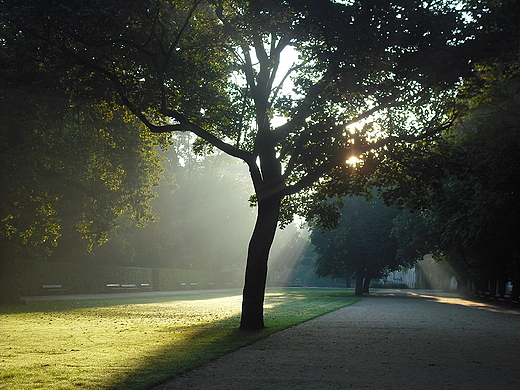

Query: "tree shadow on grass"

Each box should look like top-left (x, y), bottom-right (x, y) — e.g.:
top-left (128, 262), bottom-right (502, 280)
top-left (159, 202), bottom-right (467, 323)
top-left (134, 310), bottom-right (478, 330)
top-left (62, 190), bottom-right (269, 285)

top-left (109, 332), bottom-right (259, 389)
top-left (105, 293), bottom-right (357, 390)
top-left (104, 314), bottom-right (273, 389)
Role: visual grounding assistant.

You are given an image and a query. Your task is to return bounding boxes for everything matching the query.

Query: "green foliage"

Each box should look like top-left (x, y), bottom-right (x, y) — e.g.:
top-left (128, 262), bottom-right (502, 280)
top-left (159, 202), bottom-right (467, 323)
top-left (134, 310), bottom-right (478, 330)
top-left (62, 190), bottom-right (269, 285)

top-left (1, 0), bottom-right (477, 222)
top-left (0, 90), bottom-right (168, 255)
top-left (371, 17), bottom-right (520, 292)
top-left (393, 72), bottom-right (520, 257)
top-left (466, 0), bottom-right (520, 68)
top-left (310, 194), bottom-right (401, 281)
top-left (391, 211), bottom-right (438, 264)
top-left (440, 74), bottom-right (520, 265)
top-left (1, 0), bottom-right (235, 130)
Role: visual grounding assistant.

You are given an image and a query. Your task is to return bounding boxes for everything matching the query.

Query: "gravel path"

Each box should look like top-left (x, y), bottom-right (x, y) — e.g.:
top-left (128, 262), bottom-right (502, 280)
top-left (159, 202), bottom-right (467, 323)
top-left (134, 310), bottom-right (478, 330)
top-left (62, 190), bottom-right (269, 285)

top-left (152, 289), bottom-right (520, 390)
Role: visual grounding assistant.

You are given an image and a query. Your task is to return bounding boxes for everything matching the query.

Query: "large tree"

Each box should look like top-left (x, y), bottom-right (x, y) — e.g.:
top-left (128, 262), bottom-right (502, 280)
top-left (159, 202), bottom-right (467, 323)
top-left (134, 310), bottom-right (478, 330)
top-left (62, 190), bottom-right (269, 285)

top-left (310, 195), bottom-right (401, 295)
top-left (2, 0), bottom-right (477, 329)
top-left (370, 0), bottom-right (520, 298)
top-left (380, 71), bottom-right (520, 298)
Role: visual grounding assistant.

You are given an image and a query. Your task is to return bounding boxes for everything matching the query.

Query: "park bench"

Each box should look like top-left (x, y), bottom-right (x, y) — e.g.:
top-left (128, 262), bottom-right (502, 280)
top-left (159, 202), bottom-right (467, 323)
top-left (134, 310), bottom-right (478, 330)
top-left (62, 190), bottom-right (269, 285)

top-left (497, 293), bottom-right (511, 303)
top-left (106, 283), bottom-right (121, 291)
top-left (120, 283), bottom-right (138, 290)
top-left (42, 284), bottom-right (66, 294)
top-left (178, 281), bottom-right (197, 289)
top-left (105, 283), bottom-right (139, 292)
top-left (139, 283), bottom-right (153, 291)
top-left (208, 282), bottom-right (215, 288)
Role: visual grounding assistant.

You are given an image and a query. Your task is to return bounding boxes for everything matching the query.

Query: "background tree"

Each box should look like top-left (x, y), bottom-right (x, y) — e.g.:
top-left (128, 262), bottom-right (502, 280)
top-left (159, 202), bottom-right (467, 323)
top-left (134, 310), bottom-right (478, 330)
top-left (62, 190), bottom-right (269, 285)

top-left (0, 86), bottom-right (169, 304)
top-left (2, 0), bottom-right (477, 328)
top-left (310, 195), bottom-right (401, 295)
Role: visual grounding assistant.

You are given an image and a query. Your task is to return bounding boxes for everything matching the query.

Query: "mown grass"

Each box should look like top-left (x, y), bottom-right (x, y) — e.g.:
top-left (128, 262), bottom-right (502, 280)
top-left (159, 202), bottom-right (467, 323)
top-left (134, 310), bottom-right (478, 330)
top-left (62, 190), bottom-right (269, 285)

top-left (0, 288), bottom-right (358, 390)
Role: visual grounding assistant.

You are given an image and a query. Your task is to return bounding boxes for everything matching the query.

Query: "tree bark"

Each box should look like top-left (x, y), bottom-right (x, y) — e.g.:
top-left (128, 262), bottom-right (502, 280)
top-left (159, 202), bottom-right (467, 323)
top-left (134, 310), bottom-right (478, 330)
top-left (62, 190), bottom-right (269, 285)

top-left (362, 277), bottom-right (371, 294)
top-left (0, 239), bottom-right (24, 305)
top-left (511, 259), bottom-right (520, 302)
top-left (489, 271), bottom-right (497, 298)
top-left (497, 265), bottom-right (507, 299)
top-left (240, 194), bottom-right (282, 331)
top-left (354, 274), bottom-right (364, 296)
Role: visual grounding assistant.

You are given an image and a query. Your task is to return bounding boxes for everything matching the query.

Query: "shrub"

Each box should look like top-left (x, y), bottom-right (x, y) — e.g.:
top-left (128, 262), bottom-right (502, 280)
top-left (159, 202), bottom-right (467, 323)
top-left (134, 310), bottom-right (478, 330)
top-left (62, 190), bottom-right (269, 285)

top-left (15, 259), bottom-right (242, 296)
top-left (369, 282), bottom-right (409, 289)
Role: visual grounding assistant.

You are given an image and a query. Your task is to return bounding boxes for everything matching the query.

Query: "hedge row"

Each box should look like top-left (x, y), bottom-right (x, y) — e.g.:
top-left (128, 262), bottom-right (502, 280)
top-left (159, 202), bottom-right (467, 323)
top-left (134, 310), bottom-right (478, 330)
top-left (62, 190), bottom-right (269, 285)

top-left (369, 282), bottom-right (409, 289)
top-left (15, 259), bottom-right (243, 296)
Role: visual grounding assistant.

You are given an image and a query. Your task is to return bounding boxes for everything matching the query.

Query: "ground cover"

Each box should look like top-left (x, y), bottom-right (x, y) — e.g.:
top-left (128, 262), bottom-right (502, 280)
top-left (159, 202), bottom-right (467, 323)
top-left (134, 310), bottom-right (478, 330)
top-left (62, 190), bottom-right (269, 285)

top-left (0, 288), bottom-right (358, 390)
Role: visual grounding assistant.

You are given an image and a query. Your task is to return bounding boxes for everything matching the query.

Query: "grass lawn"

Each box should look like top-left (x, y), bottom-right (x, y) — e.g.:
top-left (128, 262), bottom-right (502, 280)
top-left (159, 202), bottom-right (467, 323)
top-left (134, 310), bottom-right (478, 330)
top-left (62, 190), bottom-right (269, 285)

top-left (0, 288), bottom-right (358, 390)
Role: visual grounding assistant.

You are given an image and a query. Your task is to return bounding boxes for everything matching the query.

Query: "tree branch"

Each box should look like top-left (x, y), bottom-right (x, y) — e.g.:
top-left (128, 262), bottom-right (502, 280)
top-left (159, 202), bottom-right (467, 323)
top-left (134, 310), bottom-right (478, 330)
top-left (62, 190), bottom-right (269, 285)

top-left (359, 121), bottom-right (453, 154)
top-left (148, 121), bottom-right (253, 162)
top-left (61, 42), bottom-right (253, 165)
top-left (161, 0), bottom-right (203, 74)
top-left (282, 120), bottom-right (454, 197)
top-left (270, 61), bottom-right (305, 106)
top-left (272, 72), bottom-right (333, 139)
top-left (282, 158), bottom-right (339, 197)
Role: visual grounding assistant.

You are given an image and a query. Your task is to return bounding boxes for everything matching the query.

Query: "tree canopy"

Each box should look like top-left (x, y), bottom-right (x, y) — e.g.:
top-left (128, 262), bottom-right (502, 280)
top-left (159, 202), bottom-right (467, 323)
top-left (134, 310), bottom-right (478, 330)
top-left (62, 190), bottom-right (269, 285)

top-left (378, 70), bottom-right (520, 297)
top-left (361, 0), bottom-right (520, 299)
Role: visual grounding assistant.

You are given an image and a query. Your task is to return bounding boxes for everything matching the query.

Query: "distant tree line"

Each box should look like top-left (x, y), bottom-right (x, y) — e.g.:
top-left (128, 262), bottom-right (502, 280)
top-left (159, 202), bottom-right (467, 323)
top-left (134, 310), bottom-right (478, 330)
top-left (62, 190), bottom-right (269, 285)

top-left (310, 195), bottom-right (400, 296)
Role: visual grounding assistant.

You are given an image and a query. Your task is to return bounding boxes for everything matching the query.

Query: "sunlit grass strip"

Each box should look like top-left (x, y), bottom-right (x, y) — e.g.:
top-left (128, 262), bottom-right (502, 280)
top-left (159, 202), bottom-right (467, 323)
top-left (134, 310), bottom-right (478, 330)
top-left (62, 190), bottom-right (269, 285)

top-left (0, 288), bottom-right (358, 390)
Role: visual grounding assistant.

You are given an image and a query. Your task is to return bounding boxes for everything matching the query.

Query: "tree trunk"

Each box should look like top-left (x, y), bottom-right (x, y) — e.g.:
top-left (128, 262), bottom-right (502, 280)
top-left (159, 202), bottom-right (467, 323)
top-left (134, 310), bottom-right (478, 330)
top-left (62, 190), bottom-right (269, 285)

top-left (354, 274), bottom-right (364, 296)
top-left (362, 277), bottom-right (371, 294)
top-left (489, 272), bottom-right (497, 298)
top-left (478, 267), bottom-right (488, 296)
top-left (511, 258), bottom-right (520, 302)
top-left (0, 239), bottom-right (24, 305)
top-left (240, 194), bottom-right (281, 331)
top-left (497, 265), bottom-right (507, 299)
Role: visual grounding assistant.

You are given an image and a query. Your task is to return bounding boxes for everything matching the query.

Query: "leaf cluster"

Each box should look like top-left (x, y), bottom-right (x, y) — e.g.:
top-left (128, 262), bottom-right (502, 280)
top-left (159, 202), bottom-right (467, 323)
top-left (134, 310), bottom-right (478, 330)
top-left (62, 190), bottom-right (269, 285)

top-left (0, 88), bottom-right (168, 254)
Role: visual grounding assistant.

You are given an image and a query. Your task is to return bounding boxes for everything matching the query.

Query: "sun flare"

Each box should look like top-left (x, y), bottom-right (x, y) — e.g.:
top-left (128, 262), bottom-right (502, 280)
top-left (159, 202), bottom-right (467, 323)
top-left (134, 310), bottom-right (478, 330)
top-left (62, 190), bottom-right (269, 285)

top-left (346, 156), bottom-right (361, 165)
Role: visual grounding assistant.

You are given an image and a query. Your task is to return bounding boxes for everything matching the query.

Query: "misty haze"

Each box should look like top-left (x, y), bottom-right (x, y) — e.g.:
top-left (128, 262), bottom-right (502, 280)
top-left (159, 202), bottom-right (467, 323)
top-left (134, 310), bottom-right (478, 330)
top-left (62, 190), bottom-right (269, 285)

top-left (2, 1), bottom-right (520, 389)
